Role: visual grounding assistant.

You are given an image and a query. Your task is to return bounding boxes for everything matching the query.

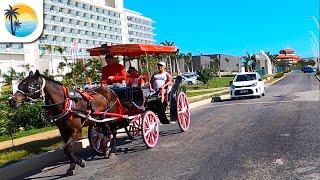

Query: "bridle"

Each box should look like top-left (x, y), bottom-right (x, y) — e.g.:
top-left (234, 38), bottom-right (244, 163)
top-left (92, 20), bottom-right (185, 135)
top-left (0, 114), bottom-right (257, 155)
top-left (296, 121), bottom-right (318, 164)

top-left (17, 77), bottom-right (46, 103)
top-left (16, 77), bottom-right (74, 122)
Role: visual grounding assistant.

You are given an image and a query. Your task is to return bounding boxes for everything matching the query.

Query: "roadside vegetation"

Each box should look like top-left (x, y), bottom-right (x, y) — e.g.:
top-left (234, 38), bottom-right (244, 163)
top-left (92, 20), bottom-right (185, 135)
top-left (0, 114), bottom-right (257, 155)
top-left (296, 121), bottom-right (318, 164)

top-left (0, 127), bottom-right (88, 167)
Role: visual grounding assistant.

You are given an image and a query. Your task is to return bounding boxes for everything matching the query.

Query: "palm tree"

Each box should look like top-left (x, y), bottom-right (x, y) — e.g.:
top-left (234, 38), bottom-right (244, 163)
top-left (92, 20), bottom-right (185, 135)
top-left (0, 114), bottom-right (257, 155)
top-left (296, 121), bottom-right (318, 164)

top-left (265, 52), bottom-right (277, 73)
top-left (160, 41), bottom-right (175, 73)
top-left (42, 44), bottom-right (54, 74)
top-left (18, 63), bottom-right (31, 76)
top-left (224, 57), bottom-right (230, 73)
top-left (13, 20), bottom-right (21, 32)
top-left (4, 5), bottom-right (20, 36)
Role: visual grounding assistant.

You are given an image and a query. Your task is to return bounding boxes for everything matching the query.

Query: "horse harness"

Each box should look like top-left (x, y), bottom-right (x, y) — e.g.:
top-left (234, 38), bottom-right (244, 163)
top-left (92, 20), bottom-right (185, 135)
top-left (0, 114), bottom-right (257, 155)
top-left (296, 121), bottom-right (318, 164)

top-left (17, 77), bottom-right (117, 124)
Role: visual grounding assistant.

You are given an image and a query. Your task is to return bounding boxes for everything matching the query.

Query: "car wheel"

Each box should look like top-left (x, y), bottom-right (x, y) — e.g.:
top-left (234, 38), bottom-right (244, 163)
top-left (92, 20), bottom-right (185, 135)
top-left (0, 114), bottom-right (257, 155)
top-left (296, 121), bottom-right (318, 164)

top-left (187, 81), bottom-right (193, 85)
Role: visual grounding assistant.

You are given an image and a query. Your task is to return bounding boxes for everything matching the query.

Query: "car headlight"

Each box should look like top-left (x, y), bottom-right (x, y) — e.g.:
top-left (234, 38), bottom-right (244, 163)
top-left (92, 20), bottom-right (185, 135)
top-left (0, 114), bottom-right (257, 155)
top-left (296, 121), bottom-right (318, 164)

top-left (249, 82), bottom-right (257, 87)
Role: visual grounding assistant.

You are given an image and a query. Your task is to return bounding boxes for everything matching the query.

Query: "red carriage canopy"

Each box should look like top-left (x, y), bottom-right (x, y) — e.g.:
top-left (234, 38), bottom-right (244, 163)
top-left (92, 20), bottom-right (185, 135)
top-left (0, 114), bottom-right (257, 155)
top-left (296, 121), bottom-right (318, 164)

top-left (87, 44), bottom-right (178, 57)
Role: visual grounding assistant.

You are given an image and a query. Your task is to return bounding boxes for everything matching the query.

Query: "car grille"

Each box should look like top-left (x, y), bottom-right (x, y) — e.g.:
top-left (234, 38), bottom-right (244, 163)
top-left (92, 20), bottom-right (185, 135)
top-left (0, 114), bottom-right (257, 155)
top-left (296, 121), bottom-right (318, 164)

top-left (235, 85), bottom-right (252, 88)
top-left (234, 89), bottom-right (253, 95)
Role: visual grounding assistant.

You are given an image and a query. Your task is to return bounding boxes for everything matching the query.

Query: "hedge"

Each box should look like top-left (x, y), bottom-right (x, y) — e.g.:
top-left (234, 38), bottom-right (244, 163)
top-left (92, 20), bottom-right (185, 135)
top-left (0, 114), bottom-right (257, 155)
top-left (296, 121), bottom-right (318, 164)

top-left (274, 72), bottom-right (284, 78)
top-left (0, 101), bottom-right (50, 137)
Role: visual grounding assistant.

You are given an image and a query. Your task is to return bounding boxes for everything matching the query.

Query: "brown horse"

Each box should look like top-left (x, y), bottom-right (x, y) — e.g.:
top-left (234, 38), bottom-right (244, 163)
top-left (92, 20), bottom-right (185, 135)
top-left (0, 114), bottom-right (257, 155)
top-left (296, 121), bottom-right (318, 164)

top-left (9, 70), bottom-right (123, 175)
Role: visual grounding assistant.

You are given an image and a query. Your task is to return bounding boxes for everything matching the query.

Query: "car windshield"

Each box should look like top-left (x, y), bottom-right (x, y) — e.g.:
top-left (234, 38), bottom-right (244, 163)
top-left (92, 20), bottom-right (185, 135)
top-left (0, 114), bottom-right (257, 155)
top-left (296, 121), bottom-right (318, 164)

top-left (235, 74), bottom-right (256, 81)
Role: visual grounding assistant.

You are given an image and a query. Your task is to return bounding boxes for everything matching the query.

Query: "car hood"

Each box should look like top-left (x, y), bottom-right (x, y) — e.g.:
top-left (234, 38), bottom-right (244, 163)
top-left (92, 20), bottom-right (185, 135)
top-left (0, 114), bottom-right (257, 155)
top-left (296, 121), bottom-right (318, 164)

top-left (232, 80), bottom-right (257, 86)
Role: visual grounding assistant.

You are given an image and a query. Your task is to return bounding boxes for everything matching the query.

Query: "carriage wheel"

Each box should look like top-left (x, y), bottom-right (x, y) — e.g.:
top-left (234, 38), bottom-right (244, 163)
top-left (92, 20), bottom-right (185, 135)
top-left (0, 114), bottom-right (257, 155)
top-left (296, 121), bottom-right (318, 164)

top-left (88, 123), bottom-right (112, 156)
top-left (142, 111), bottom-right (159, 148)
top-left (125, 114), bottom-right (142, 139)
top-left (177, 92), bottom-right (190, 132)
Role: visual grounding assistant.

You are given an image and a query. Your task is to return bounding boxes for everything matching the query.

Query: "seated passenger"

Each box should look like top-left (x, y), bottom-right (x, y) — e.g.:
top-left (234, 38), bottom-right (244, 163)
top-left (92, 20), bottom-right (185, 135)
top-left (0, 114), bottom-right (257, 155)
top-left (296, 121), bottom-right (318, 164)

top-left (100, 54), bottom-right (126, 88)
top-left (127, 66), bottom-right (145, 87)
top-left (150, 61), bottom-right (173, 103)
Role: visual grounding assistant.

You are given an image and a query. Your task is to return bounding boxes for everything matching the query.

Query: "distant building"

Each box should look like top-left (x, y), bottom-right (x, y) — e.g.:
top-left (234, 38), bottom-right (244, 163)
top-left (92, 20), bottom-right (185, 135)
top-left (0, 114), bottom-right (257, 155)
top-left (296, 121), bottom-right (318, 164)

top-left (276, 48), bottom-right (301, 64)
top-left (192, 54), bottom-right (241, 74)
top-left (0, 0), bottom-right (155, 75)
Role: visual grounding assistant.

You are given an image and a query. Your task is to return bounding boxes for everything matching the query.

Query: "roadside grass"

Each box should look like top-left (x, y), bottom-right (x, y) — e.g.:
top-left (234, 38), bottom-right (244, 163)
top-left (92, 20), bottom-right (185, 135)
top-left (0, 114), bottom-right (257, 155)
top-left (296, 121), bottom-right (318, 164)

top-left (0, 126), bottom-right (57, 143)
top-left (187, 89), bottom-right (228, 97)
top-left (0, 127), bottom-right (88, 167)
top-left (189, 91), bottom-right (229, 103)
top-left (0, 136), bottom-right (64, 167)
top-left (186, 77), bottom-right (233, 90)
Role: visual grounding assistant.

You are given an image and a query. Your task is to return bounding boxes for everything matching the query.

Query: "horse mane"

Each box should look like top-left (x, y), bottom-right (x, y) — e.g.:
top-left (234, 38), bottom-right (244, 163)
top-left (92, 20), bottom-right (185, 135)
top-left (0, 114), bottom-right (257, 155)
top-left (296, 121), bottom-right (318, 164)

top-left (40, 75), bottom-right (63, 86)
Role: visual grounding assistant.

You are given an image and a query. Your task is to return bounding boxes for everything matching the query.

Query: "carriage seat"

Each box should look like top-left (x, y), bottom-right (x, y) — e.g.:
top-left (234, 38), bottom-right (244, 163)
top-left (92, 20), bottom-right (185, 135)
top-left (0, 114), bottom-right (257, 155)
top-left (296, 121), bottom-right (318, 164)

top-left (111, 86), bottom-right (145, 109)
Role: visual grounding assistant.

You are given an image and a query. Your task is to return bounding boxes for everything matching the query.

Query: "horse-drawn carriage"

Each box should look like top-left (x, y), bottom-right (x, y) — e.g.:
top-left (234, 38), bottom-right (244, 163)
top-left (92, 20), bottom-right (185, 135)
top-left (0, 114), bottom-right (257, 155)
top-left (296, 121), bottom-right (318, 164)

top-left (86, 44), bottom-right (190, 151)
top-left (9, 44), bottom-right (190, 175)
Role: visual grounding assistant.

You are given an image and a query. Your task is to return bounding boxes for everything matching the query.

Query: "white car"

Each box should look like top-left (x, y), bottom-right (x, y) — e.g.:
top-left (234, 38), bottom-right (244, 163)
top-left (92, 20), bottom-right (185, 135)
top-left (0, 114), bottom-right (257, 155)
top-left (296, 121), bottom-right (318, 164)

top-left (182, 72), bottom-right (199, 80)
top-left (174, 76), bottom-right (198, 85)
top-left (230, 72), bottom-right (265, 99)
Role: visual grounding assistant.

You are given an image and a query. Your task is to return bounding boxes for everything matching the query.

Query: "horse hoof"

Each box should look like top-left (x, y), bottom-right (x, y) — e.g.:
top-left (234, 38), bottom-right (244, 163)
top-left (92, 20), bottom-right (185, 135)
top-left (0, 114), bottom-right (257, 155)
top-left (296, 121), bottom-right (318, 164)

top-left (66, 169), bottom-right (74, 176)
top-left (108, 153), bottom-right (116, 159)
top-left (80, 159), bottom-right (86, 168)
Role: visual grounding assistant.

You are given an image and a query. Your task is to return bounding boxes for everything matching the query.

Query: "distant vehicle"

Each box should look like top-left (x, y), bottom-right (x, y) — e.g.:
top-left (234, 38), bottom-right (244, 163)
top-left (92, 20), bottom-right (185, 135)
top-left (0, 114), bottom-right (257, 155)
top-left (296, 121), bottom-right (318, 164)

top-left (174, 76), bottom-right (198, 85)
top-left (301, 66), bottom-right (315, 73)
top-left (230, 72), bottom-right (265, 99)
top-left (182, 72), bottom-right (199, 80)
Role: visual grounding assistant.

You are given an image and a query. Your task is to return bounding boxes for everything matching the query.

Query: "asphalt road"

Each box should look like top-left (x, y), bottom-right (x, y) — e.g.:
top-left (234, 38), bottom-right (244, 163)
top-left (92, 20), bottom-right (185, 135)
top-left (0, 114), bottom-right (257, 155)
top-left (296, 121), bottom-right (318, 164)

top-left (23, 72), bottom-right (320, 180)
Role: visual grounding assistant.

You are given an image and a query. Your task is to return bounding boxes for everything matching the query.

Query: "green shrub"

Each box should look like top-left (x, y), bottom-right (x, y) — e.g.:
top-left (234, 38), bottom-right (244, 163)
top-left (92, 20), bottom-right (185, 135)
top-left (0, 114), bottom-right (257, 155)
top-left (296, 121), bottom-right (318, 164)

top-left (283, 69), bottom-right (291, 73)
top-left (10, 102), bottom-right (49, 130)
top-left (0, 101), bottom-right (50, 137)
top-left (317, 71), bottom-right (320, 75)
top-left (274, 72), bottom-right (284, 78)
top-left (179, 85), bottom-right (187, 93)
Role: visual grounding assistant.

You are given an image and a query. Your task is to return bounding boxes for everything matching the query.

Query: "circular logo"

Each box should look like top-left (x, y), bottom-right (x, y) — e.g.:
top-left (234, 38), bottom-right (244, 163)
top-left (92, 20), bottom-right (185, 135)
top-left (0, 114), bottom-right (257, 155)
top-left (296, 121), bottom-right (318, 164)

top-left (4, 4), bottom-right (38, 37)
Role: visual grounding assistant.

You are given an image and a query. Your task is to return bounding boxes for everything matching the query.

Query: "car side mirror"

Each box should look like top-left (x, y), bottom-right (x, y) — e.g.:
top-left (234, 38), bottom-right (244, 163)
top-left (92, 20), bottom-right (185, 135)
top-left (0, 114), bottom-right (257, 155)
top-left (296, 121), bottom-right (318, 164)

top-left (258, 78), bottom-right (262, 81)
top-left (229, 81), bottom-right (233, 86)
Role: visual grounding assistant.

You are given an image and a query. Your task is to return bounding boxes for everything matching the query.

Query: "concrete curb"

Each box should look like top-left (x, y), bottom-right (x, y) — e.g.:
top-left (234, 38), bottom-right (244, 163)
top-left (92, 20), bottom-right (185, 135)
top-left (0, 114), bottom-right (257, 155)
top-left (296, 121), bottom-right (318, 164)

top-left (316, 75), bottom-right (320, 81)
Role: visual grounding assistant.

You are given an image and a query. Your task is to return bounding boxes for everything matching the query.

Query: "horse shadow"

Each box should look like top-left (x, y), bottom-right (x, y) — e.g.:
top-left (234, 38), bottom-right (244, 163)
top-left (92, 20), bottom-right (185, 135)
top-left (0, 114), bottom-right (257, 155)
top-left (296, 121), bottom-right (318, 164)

top-left (19, 127), bottom-right (183, 179)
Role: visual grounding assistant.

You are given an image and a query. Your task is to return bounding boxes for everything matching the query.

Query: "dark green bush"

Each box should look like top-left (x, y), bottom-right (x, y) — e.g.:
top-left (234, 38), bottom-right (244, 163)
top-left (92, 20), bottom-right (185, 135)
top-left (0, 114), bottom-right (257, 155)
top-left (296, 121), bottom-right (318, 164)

top-left (0, 101), bottom-right (50, 137)
top-left (179, 85), bottom-right (187, 93)
top-left (283, 69), bottom-right (291, 73)
top-left (316, 71), bottom-right (320, 75)
top-left (274, 72), bottom-right (284, 78)
top-left (11, 102), bottom-right (49, 130)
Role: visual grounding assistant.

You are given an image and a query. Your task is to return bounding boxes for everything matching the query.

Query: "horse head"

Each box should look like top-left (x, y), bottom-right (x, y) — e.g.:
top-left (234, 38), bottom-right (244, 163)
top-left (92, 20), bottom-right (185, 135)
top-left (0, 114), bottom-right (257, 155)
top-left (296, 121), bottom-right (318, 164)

top-left (9, 70), bottom-right (45, 108)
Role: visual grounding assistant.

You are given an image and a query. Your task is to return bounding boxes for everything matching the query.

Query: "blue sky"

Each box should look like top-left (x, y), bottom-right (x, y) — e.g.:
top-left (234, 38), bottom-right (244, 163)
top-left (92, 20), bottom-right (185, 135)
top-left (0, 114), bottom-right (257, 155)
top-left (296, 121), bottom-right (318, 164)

top-left (125, 0), bottom-right (320, 57)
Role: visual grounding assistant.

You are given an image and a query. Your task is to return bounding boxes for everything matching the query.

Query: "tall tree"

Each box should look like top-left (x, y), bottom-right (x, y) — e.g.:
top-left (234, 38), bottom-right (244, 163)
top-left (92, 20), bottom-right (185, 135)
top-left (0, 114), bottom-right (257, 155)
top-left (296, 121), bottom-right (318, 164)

top-left (224, 57), bottom-right (230, 73)
top-left (4, 5), bottom-right (19, 36)
top-left (160, 41), bottom-right (175, 73)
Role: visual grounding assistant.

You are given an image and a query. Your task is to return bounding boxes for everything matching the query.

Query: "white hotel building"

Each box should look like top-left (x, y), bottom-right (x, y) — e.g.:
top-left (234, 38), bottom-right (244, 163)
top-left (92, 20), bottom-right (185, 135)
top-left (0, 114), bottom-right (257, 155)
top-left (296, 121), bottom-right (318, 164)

top-left (0, 0), bottom-right (155, 75)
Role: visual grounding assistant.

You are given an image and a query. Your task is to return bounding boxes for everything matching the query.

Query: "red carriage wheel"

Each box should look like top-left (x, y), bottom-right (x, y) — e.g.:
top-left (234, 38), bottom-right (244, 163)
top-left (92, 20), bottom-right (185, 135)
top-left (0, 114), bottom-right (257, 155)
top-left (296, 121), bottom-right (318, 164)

top-left (142, 111), bottom-right (159, 148)
top-left (88, 123), bottom-right (112, 156)
top-left (125, 114), bottom-right (142, 139)
top-left (177, 92), bottom-right (190, 132)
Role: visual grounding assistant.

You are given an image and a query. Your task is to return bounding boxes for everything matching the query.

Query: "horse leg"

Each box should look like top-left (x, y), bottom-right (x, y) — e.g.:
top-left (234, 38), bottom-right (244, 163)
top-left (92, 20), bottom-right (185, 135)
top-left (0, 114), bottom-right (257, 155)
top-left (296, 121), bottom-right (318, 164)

top-left (108, 126), bottom-right (117, 158)
top-left (63, 130), bottom-right (86, 175)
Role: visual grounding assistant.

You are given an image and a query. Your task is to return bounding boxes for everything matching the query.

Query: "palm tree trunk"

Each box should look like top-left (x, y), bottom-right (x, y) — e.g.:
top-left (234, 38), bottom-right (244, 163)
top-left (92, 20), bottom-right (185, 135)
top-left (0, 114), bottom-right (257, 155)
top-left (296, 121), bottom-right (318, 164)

top-left (10, 18), bottom-right (15, 36)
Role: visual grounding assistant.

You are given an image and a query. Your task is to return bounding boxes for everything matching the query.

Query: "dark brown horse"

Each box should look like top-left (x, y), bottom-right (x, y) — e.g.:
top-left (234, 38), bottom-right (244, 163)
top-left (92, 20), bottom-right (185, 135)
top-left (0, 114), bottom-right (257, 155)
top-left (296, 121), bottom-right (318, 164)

top-left (9, 70), bottom-right (123, 175)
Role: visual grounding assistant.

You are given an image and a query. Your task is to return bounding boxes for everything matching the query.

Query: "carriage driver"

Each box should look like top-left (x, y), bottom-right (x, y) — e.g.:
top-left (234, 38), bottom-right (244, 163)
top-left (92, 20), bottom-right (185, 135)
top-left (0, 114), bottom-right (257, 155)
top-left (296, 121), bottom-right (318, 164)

top-left (101, 54), bottom-right (126, 87)
top-left (150, 61), bottom-right (173, 103)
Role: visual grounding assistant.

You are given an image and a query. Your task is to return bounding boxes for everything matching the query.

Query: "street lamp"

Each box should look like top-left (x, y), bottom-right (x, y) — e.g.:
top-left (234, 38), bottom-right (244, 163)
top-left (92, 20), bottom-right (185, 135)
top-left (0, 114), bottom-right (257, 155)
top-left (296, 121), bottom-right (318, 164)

top-left (308, 16), bottom-right (320, 69)
top-left (308, 16), bottom-right (320, 29)
top-left (309, 38), bottom-right (318, 61)
top-left (308, 31), bottom-right (320, 69)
